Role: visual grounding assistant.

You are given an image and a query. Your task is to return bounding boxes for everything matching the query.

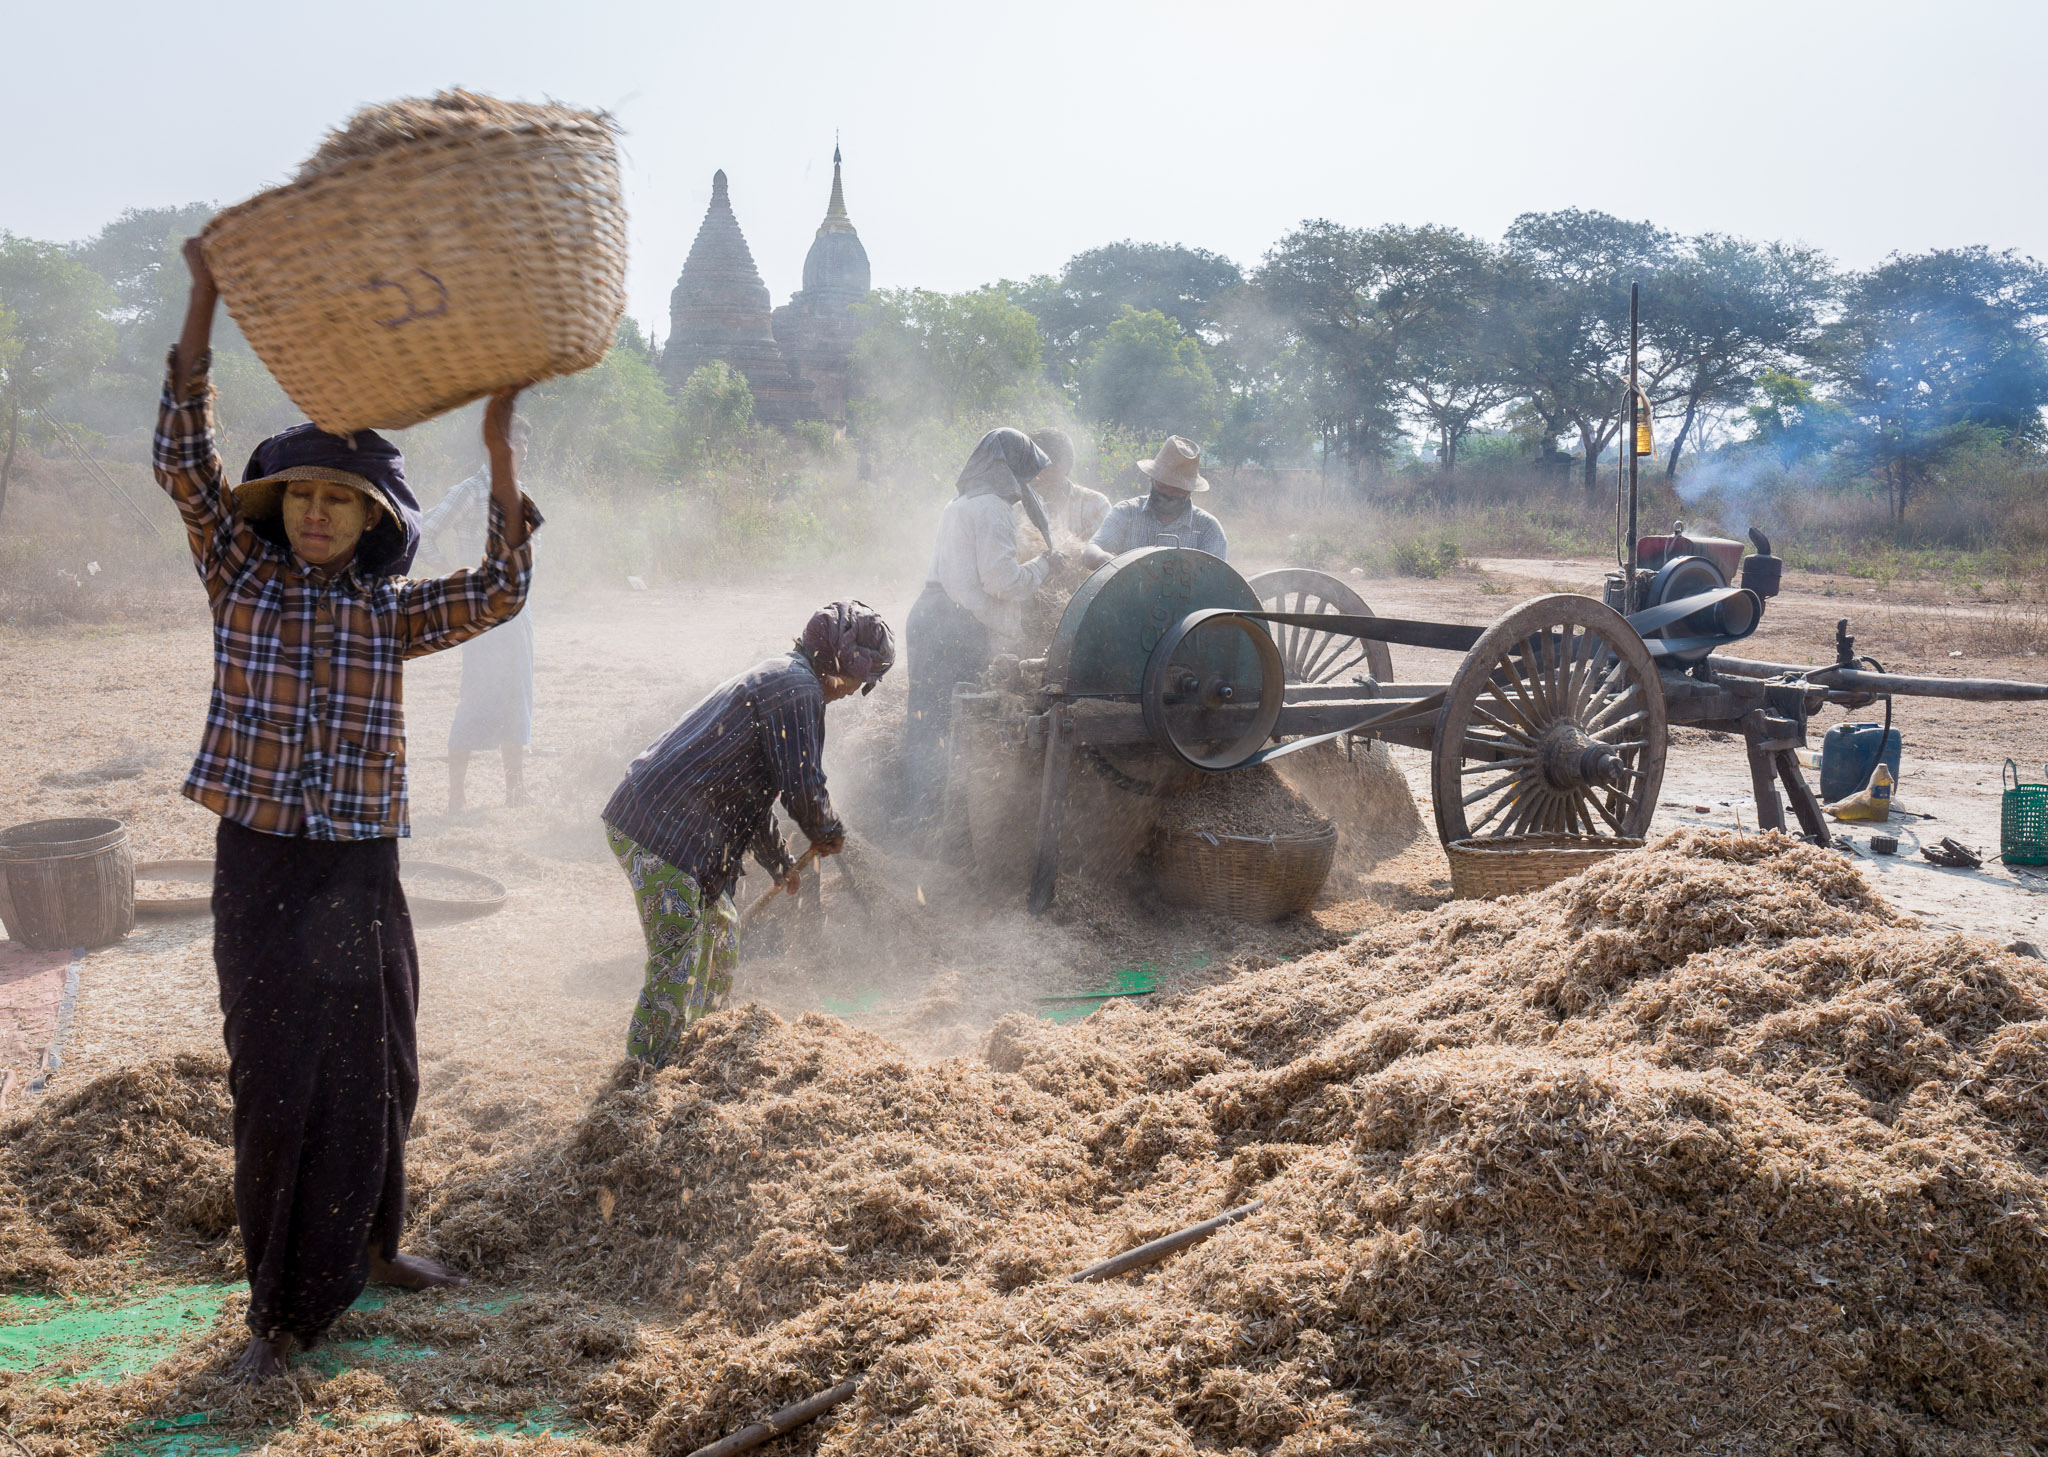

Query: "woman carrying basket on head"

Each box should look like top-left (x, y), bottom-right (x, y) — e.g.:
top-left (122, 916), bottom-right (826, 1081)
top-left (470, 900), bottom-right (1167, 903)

top-left (157, 240), bottom-right (540, 1381)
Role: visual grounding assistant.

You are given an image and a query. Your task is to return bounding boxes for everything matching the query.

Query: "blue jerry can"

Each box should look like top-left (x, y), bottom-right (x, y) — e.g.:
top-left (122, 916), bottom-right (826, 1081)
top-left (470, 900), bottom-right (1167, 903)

top-left (1820, 723), bottom-right (1903, 804)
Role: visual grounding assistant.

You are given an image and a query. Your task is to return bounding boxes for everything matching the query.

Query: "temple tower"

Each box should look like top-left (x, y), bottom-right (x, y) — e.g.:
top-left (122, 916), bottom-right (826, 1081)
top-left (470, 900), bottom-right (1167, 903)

top-left (663, 170), bottom-right (817, 426)
top-left (773, 145), bottom-right (873, 422)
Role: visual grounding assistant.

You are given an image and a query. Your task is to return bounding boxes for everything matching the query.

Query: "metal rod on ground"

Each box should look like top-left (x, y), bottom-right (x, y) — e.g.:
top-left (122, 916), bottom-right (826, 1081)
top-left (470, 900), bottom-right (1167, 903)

top-left (680, 1199), bottom-right (1265, 1457)
top-left (740, 845), bottom-right (822, 924)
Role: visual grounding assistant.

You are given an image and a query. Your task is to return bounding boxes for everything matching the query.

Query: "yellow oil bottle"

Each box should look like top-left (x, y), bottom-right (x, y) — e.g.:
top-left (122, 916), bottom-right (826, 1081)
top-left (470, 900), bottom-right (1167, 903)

top-left (1826, 762), bottom-right (1895, 823)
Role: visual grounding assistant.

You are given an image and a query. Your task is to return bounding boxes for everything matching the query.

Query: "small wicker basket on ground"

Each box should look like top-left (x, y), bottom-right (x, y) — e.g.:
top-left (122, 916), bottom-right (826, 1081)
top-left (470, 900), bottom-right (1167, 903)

top-left (1151, 823), bottom-right (1339, 921)
top-left (1446, 833), bottom-right (1644, 900)
top-left (201, 92), bottom-right (627, 434)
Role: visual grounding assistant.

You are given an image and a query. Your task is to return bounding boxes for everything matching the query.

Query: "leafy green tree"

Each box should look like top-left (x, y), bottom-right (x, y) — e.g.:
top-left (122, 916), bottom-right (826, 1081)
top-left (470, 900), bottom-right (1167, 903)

top-left (1015, 241), bottom-right (1243, 384)
top-left (1647, 236), bottom-right (1832, 476)
top-left (66, 204), bottom-right (301, 449)
top-left (1497, 209), bottom-right (1675, 490)
top-left (1254, 220), bottom-right (1403, 486)
top-left (0, 234), bottom-right (114, 522)
top-left (1078, 308), bottom-right (1218, 435)
top-left (73, 205), bottom-right (216, 370)
top-left (1203, 283), bottom-right (1315, 469)
top-left (1812, 246), bottom-right (2048, 522)
top-left (1372, 225), bottom-right (1511, 472)
top-left (850, 286), bottom-right (1045, 425)
top-left (1741, 368), bottom-right (1850, 463)
top-left (521, 334), bottom-right (679, 489)
top-left (673, 360), bottom-right (755, 475)
top-left (614, 314), bottom-right (659, 368)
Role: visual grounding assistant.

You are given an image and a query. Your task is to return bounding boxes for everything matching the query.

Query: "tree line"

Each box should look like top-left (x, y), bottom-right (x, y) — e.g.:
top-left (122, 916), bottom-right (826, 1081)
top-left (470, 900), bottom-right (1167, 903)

top-left (6, 203), bottom-right (2046, 531)
top-left (992, 216), bottom-right (2048, 524)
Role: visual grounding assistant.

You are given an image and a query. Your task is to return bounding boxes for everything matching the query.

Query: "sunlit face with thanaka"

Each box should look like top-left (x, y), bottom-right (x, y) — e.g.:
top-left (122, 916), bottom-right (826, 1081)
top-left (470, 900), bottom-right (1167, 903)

top-left (280, 480), bottom-right (380, 568)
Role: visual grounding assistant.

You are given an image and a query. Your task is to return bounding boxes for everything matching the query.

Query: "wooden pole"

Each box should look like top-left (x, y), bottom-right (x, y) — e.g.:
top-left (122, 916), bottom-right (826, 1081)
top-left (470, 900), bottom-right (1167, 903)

top-left (740, 845), bottom-right (821, 925)
top-left (1066, 1199), bottom-right (1265, 1284)
top-left (684, 1378), bottom-right (862, 1457)
top-left (1027, 701), bottom-right (1075, 915)
top-left (680, 1198), bottom-right (1265, 1457)
top-left (1707, 654), bottom-right (2048, 703)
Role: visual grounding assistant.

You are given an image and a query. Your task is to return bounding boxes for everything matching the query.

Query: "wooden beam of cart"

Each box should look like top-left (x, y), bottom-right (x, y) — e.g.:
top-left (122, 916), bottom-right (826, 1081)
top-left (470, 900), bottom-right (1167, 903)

top-left (1706, 655), bottom-right (2048, 702)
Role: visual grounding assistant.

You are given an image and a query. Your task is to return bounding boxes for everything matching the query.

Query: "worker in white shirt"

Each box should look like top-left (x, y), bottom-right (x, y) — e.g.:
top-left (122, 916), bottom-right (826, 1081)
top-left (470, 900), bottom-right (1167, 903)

top-left (903, 428), bottom-right (1059, 835)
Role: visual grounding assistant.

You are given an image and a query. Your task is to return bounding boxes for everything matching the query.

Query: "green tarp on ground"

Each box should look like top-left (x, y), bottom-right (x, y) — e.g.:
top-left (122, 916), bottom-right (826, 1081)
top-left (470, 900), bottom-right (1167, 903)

top-left (1, 1284), bottom-right (582, 1455)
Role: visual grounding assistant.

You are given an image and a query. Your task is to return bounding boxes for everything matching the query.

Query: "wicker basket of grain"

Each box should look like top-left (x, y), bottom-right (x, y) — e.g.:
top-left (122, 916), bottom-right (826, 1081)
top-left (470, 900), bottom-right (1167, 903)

top-left (200, 91), bottom-right (627, 434)
top-left (1446, 833), bottom-right (1644, 899)
top-left (1148, 766), bottom-right (1337, 920)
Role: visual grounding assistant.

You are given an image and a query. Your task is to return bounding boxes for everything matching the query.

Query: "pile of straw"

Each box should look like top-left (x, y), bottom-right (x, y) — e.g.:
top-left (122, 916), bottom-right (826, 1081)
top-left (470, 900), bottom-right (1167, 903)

top-left (0, 1051), bottom-right (235, 1291)
top-left (298, 90), bottom-right (614, 178)
top-left (8, 829), bottom-right (2047, 1453)
top-left (458, 829), bottom-right (2046, 1452)
top-left (1154, 763), bottom-right (1332, 838)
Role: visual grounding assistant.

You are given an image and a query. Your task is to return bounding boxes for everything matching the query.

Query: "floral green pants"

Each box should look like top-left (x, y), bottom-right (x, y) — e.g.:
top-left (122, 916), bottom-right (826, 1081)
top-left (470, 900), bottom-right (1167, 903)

top-left (606, 827), bottom-right (740, 1067)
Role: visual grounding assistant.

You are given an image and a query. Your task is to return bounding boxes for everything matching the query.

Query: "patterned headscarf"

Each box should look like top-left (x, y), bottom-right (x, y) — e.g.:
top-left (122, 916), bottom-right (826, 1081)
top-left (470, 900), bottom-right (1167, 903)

top-left (799, 600), bottom-right (896, 695)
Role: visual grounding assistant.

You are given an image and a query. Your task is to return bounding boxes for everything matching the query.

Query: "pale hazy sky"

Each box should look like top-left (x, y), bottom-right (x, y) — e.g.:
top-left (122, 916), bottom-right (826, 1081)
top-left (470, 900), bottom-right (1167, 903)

top-left (8, 0), bottom-right (2043, 339)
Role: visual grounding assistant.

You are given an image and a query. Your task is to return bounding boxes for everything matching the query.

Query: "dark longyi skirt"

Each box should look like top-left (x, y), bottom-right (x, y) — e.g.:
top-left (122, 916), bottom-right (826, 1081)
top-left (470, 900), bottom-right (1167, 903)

top-left (212, 816), bottom-right (419, 1344)
top-left (903, 582), bottom-right (991, 826)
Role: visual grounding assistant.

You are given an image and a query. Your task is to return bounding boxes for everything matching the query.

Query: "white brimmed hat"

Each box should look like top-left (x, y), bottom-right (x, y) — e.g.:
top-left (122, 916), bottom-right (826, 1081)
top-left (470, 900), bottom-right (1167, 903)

top-left (1136, 435), bottom-right (1209, 493)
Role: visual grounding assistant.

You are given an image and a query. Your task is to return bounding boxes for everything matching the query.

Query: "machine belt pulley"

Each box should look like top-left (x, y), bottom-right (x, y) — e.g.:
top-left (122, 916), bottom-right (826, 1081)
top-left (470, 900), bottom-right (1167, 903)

top-left (1143, 608), bottom-right (1446, 772)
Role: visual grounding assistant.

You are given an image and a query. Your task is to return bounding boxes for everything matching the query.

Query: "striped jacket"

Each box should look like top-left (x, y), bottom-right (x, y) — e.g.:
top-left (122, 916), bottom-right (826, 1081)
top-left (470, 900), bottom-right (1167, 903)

top-left (601, 652), bottom-right (844, 898)
top-left (153, 350), bottom-right (539, 839)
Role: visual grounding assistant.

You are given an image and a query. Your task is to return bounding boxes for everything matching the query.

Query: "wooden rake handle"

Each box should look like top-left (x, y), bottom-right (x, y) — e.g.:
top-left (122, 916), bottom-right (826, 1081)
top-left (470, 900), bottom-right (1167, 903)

top-left (740, 844), bottom-right (823, 924)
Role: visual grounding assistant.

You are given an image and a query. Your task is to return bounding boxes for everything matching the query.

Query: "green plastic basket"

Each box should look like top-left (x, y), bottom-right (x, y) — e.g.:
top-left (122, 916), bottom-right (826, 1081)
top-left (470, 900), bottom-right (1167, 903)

top-left (2002, 760), bottom-right (2048, 865)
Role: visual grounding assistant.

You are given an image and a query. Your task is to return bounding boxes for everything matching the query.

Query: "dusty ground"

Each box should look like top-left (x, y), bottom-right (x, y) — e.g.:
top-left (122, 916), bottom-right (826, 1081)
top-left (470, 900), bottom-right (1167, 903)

top-left (3, 557), bottom-right (2044, 1108)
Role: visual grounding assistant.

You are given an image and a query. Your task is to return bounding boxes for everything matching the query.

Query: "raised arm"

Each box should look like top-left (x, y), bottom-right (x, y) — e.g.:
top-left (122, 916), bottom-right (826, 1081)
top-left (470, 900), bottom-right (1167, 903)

top-left (173, 239), bottom-right (215, 399)
top-left (484, 390), bottom-right (530, 551)
top-left (154, 239), bottom-right (256, 596)
top-left (396, 391), bottom-right (541, 657)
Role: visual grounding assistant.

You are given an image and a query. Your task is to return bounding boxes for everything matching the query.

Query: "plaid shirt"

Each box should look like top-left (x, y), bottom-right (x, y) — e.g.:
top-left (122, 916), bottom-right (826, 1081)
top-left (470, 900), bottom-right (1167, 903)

top-left (154, 349), bottom-right (541, 840)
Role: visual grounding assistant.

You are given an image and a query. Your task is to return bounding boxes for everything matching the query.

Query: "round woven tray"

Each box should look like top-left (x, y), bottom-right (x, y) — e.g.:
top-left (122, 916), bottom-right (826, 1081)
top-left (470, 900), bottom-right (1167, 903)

top-left (201, 108), bottom-right (627, 434)
top-left (135, 859), bottom-right (507, 926)
top-left (1445, 834), bottom-right (1644, 900)
top-left (1151, 822), bottom-right (1338, 921)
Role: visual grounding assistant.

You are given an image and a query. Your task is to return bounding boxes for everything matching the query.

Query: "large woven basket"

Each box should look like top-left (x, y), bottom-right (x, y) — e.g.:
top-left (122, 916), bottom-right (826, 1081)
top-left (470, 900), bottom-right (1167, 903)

top-left (1446, 833), bottom-right (1644, 900)
top-left (1151, 822), bottom-right (1338, 921)
top-left (201, 101), bottom-right (627, 434)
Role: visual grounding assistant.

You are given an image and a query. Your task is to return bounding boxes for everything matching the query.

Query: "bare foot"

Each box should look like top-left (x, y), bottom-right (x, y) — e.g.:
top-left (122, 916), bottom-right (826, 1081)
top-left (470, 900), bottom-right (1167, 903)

top-left (229, 1334), bottom-right (290, 1382)
top-left (368, 1249), bottom-right (467, 1290)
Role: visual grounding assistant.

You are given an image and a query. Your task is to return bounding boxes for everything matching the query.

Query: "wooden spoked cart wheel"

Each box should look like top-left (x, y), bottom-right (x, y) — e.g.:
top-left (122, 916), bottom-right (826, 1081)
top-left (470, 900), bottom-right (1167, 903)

top-left (1430, 594), bottom-right (1667, 843)
top-left (1247, 569), bottom-right (1395, 685)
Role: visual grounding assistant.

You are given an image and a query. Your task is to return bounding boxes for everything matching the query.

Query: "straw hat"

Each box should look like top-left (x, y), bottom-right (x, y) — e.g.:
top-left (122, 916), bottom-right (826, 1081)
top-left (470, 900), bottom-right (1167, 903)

top-left (1136, 435), bottom-right (1209, 493)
